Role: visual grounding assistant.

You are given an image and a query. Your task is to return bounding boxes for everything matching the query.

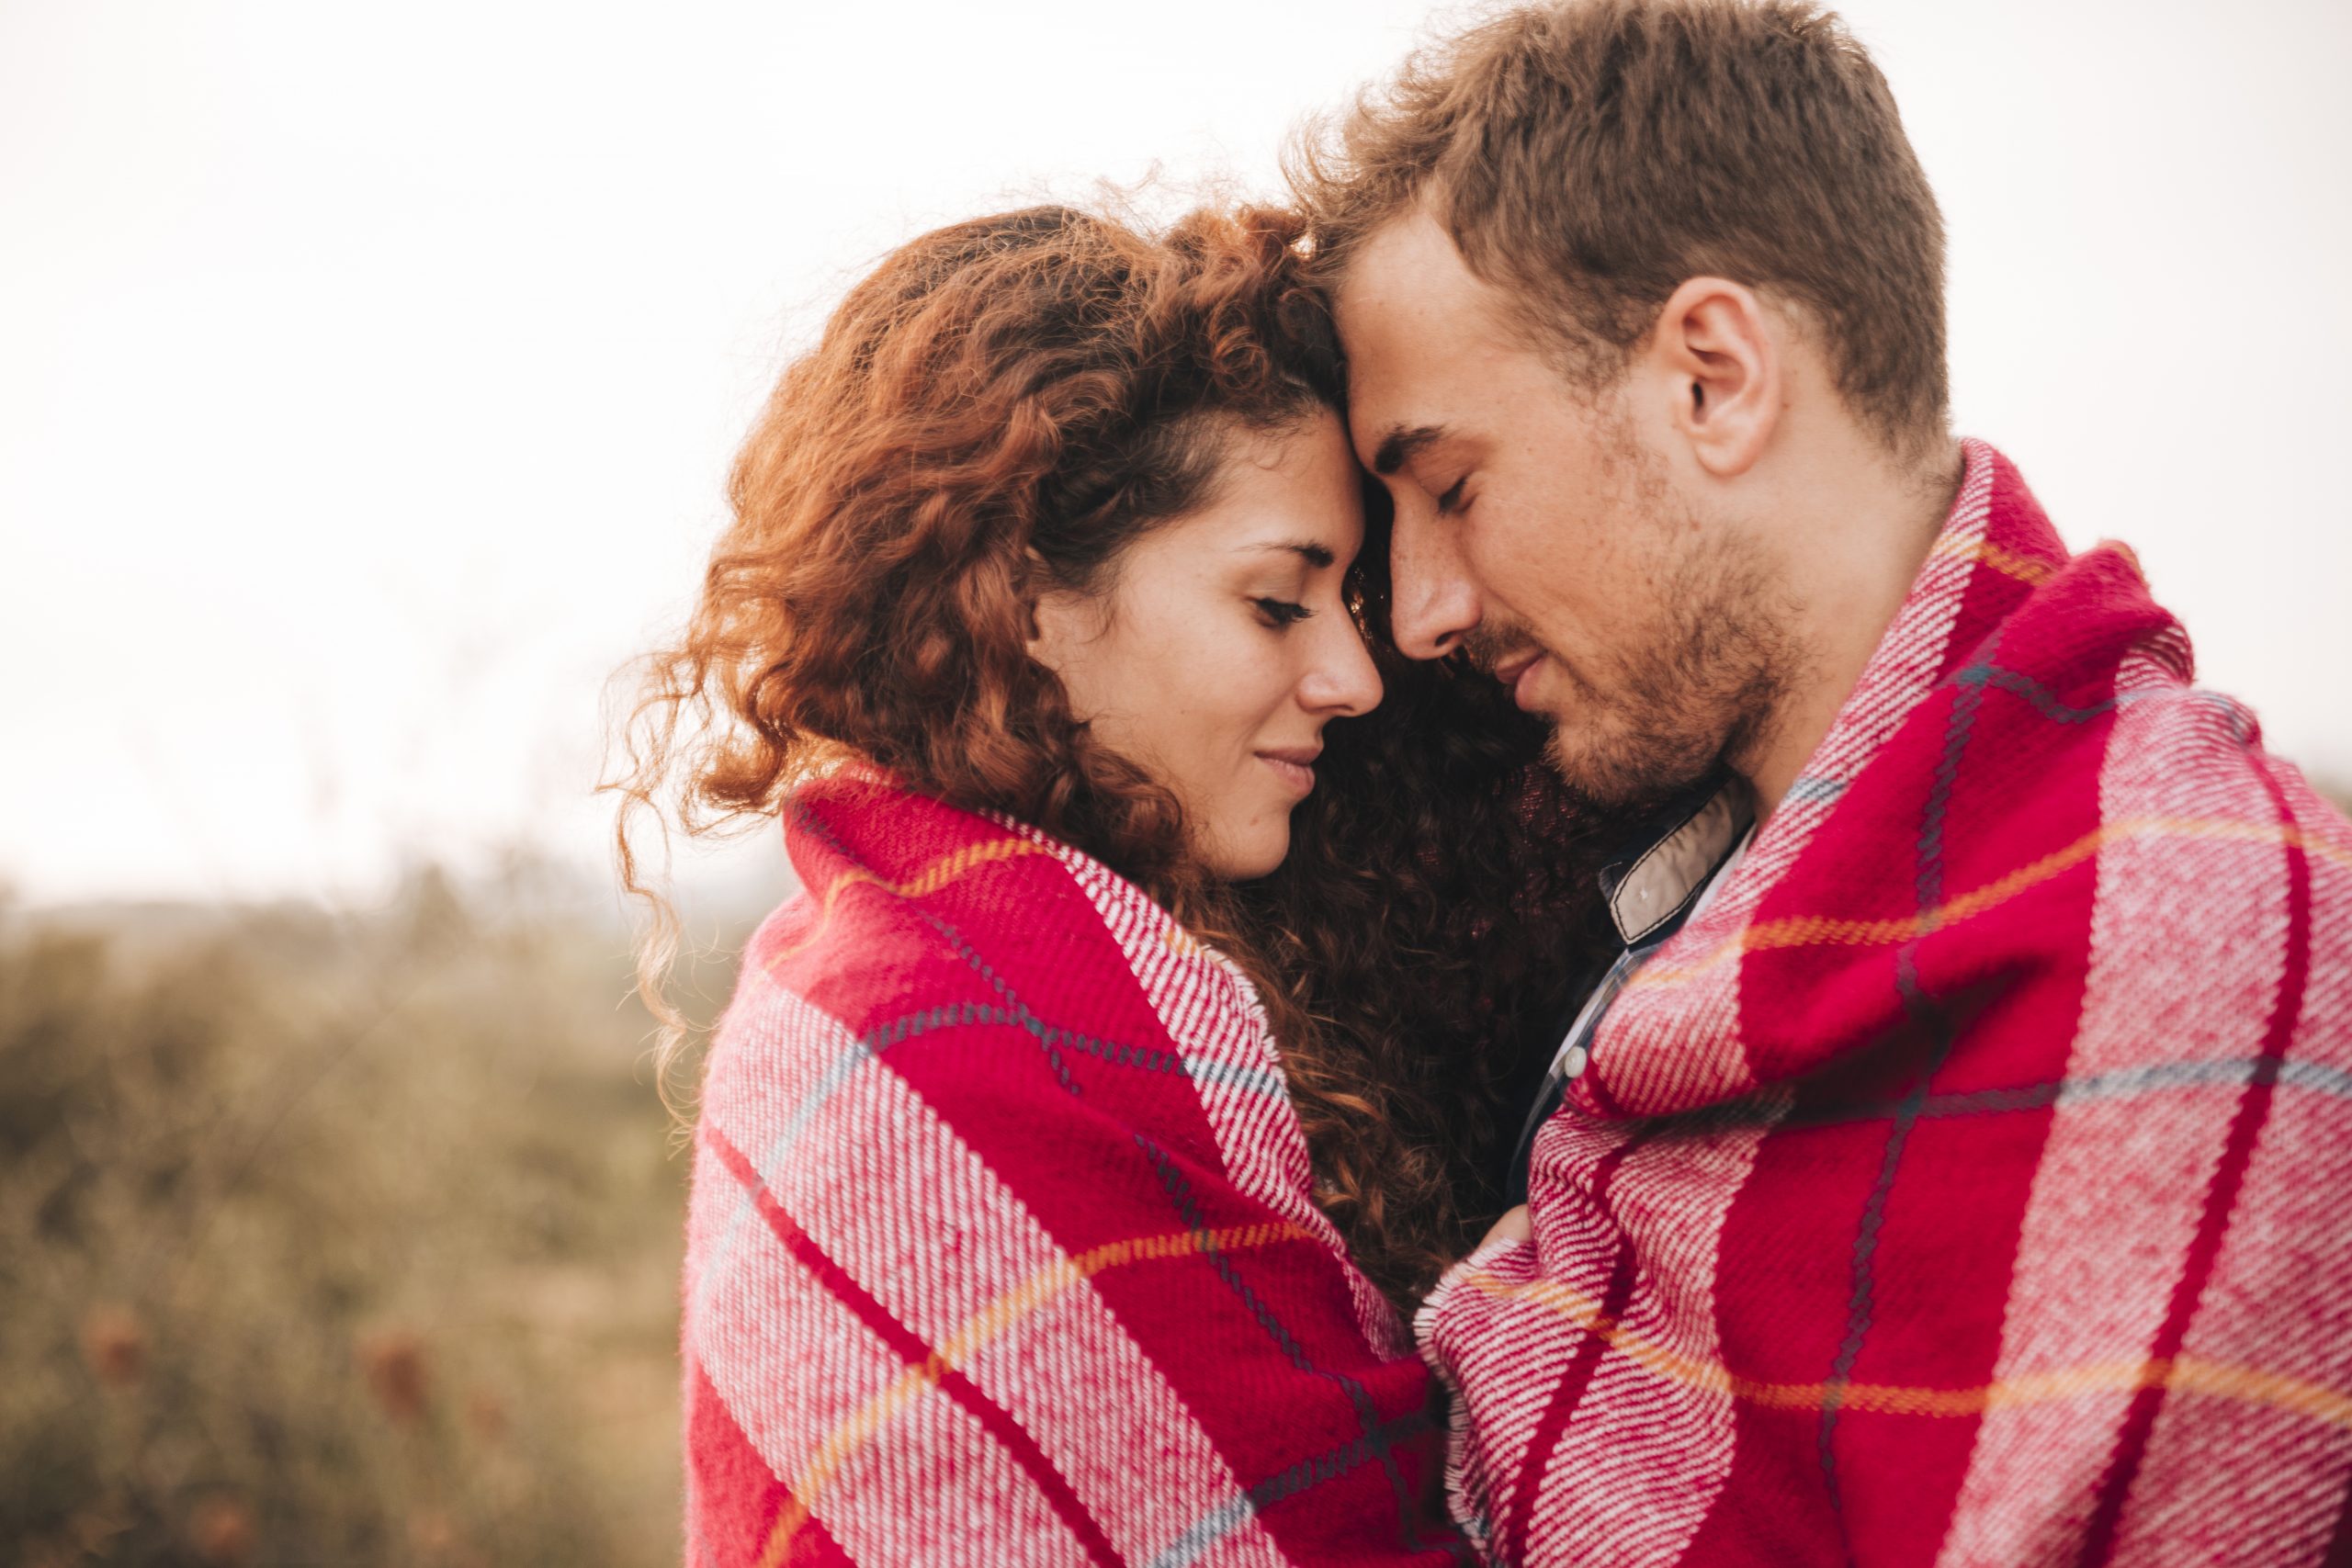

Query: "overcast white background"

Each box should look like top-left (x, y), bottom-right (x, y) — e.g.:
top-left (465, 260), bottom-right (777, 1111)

top-left (4, 0), bottom-right (2347, 908)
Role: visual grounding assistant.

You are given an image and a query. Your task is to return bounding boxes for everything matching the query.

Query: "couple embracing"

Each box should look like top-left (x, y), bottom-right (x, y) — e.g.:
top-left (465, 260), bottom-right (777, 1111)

top-left (621, 3), bottom-right (2352, 1563)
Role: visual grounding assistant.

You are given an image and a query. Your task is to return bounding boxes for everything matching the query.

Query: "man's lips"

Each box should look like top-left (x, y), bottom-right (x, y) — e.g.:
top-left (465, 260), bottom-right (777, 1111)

top-left (1256, 746), bottom-right (1321, 796)
top-left (1488, 650), bottom-right (1547, 710)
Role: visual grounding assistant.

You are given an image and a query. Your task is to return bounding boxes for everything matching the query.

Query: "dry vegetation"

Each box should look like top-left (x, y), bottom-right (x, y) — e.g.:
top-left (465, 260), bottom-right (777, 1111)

top-left (6, 776), bottom-right (2344, 1567)
top-left (0, 866), bottom-right (739, 1567)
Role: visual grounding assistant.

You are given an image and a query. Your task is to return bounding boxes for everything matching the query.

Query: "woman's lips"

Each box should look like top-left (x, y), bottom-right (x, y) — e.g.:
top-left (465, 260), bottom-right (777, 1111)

top-left (1257, 750), bottom-right (1318, 796)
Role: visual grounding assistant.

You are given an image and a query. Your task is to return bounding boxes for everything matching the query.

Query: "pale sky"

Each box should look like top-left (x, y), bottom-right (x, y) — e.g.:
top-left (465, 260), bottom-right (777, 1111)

top-left (4, 0), bottom-right (2347, 906)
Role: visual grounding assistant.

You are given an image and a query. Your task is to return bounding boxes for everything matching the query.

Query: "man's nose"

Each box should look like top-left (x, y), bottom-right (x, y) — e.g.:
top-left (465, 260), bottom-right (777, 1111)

top-left (1388, 513), bottom-right (1480, 661)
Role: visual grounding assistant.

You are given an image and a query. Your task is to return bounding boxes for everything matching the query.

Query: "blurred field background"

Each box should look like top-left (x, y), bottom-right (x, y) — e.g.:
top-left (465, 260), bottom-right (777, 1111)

top-left (17, 805), bottom-right (2352, 1568)
top-left (0, 866), bottom-right (762, 1567)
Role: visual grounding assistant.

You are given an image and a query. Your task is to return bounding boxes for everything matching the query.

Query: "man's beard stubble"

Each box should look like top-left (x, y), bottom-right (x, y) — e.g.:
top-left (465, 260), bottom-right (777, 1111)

top-left (1465, 528), bottom-right (1804, 812)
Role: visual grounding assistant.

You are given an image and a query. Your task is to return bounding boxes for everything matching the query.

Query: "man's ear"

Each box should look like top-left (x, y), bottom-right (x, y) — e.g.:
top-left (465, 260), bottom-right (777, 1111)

top-left (1649, 276), bottom-right (1781, 479)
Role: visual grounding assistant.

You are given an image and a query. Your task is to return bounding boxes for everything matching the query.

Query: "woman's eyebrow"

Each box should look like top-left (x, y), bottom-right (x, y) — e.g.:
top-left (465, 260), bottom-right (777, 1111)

top-left (1242, 540), bottom-right (1337, 569)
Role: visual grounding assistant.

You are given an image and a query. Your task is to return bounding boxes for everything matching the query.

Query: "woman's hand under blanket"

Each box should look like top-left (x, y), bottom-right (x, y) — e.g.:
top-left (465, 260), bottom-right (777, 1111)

top-left (1478, 1204), bottom-right (1532, 1251)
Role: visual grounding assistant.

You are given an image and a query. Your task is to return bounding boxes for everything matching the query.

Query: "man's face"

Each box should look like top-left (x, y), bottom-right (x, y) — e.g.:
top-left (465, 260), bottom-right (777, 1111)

top-left (1334, 211), bottom-right (1796, 807)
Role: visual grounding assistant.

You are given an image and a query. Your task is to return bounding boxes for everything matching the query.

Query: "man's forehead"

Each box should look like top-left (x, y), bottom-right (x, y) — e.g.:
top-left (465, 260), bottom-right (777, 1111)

top-left (1334, 212), bottom-right (1506, 459)
top-left (1340, 212), bottom-right (1503, 335)
top-left (1340, 372), bottom-right (1408, 471)
top-left (1338, 209), bottom-right (1466, 306)
top-left (1340, 357), bottom-right (1437, 473)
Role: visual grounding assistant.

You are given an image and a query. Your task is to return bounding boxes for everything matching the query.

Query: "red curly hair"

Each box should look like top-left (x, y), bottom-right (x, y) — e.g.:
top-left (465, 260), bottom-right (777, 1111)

top-left (613, 202), bottom-right (1611, 1308)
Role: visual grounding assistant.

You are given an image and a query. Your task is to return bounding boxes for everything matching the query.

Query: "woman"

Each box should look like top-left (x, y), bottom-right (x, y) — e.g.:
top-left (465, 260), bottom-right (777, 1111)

top-left (615, 203), bottom-right (1606, 1566)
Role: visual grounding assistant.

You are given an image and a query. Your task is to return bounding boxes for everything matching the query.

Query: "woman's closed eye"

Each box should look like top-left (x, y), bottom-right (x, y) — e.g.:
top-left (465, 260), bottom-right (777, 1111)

top-left (1253, 596), bottom-right (1313, 627)
top-left (1434, 476), bottom-right (1470, 516)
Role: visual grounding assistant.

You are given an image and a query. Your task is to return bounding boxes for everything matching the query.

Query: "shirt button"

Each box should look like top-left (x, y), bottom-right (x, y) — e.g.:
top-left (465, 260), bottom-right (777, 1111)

top-left (1560, 1043), bottom-right (1589, 1080)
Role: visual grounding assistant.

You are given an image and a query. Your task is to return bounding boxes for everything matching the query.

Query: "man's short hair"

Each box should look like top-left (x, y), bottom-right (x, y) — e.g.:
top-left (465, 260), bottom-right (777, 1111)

top-left (1293, 0), bottom-right (1949, 458)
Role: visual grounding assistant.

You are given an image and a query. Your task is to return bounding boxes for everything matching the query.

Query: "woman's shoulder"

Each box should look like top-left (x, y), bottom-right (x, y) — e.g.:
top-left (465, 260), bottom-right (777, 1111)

top-left (701, 773), bottom-right (1313, 1197)
top-left (702, 877), bottom-right (943, 1100)
top-left (697, 808), bottom-right (1126, 1125)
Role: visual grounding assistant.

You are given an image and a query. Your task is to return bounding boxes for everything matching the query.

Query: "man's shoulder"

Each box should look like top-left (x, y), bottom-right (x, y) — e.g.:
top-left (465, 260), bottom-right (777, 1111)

top-left (2082, 676), bottom-right (2352, 968)
top-left (2097, 674), bottom-right (2344, 838)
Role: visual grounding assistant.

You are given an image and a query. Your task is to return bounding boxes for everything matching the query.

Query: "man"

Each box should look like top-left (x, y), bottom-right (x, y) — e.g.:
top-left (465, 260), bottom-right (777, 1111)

top-left (1295, 2), bottom-right (2352, 1563)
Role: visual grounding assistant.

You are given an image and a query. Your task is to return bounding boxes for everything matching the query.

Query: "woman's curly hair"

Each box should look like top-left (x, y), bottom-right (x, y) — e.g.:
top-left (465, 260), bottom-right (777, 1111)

top-left (611, 201), bottom-right (1611, 1310)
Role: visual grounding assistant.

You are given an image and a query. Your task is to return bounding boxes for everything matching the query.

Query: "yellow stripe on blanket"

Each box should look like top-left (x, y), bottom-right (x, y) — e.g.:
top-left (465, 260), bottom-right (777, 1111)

top-left (767, 836), bottom-right (1049, 967)
top-left (1928, 534), bottom-right (2063, 585)
top-left (1629, 815), bottom-right (2352, 993)
top-left (1452, 1266), bottom-right (2352, 1430)
top-left (761, 1219), bottom-right (1319, 1565)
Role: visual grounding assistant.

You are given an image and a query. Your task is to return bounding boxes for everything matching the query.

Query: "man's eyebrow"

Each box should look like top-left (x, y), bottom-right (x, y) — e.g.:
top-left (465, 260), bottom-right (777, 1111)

top-left (1245, 540), bottom-right (1337, 569)
top-left (1370, 423), bottom-right (1447, 477)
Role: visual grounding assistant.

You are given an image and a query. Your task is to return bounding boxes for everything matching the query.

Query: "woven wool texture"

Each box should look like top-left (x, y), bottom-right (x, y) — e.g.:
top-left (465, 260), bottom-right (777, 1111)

top-left (681, 771), bottom-right (1462, 1566)
top-left (1419, 439), bottom-right (2352, 1566)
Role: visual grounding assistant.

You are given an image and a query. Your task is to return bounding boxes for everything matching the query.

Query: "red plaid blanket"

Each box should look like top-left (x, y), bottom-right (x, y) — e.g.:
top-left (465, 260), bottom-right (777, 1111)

top-left (681, 772), bottom-right (1459, 1565)
top-left (1420, 440), bottom-right (2352, 1566)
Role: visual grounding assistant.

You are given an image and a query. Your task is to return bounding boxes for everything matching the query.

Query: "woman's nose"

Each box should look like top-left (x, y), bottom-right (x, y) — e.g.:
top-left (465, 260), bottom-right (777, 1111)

top-left (1300, 617), bottom-right (1383, 717)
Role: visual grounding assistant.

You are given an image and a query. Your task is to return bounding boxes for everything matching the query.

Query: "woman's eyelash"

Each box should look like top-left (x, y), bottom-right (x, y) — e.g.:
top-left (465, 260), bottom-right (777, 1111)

top-left (1436, 477), bottom-right (1469, 515)
top-left (1253, 597), bottom-right (1312, 626)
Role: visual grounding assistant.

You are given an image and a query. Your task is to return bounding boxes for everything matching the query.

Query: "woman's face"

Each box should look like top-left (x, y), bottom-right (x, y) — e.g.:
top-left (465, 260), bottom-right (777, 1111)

top-left (1031, 410), bottom-right (1383, 880)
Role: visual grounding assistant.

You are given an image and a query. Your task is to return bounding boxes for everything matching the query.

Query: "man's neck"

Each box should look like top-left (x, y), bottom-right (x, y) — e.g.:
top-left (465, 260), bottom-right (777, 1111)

top-left (1740, 435), bottom-right (1965, 819)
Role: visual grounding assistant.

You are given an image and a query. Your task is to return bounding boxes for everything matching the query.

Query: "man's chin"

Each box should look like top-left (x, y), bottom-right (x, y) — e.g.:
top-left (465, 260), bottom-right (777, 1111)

top-left (1541, 715), bottom-right (1719, 811)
